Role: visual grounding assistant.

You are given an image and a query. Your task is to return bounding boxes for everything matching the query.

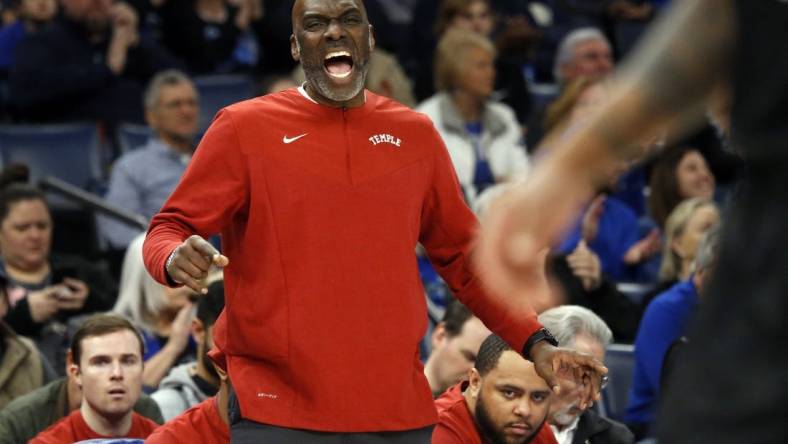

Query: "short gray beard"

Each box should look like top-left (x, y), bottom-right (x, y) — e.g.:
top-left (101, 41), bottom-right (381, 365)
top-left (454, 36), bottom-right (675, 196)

top-left (297, 39), bottom-right (370, 103)
top-left (313, 66), bottom-right (367, 102)
top-left (551, 395), bottom-right (581, 426)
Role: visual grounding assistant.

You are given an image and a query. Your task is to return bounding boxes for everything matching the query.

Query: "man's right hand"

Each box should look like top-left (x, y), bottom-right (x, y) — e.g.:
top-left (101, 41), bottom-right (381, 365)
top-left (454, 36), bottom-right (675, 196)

top-left (166, 235), bottom-right (229, 294)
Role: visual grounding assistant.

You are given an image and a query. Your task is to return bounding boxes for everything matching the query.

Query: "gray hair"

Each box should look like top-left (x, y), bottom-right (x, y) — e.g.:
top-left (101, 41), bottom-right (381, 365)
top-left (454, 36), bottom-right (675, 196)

top-left (538, 305), bottom-right (613, 347)
top-left (143, 69), bottom-right (194, 110)
top-left (692, 222), bottom-right (721, 273)
top-left (553, 27), bottom-right (609, 83)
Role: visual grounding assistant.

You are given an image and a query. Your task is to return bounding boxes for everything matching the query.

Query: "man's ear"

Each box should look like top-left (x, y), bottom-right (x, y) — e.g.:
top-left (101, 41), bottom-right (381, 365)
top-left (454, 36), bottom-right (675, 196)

top-left (431, 323), bottom-right (448, 350)
top-left (467, 368), bottom-right (482, 398)
top-left (214, 363), bottom-right (228, 381)
top-left (65, 350), bottom-right (74, 374)
top-left (290, 34), bottom-right (301, 62)
top-left (191, 318), bottom-right (205, 345)
top-left (368, 24), bottom-right (376, 51)
top-left (68, 360), bottom-right (82, 389)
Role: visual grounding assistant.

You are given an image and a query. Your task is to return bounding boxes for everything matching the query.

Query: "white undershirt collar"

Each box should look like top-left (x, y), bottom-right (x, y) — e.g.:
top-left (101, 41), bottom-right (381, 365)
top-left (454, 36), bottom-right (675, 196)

top-left (298, 82), bottom-right (367, 105)
top-left (550, 417), bottom-right (581, 444)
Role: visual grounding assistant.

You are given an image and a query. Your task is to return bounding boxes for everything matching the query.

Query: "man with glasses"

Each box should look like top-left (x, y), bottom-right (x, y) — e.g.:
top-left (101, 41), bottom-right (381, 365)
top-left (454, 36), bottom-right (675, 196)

top-left (100, 69), bottom-right (200, 250)
top-left (539, 306), bottom-right (634, 444)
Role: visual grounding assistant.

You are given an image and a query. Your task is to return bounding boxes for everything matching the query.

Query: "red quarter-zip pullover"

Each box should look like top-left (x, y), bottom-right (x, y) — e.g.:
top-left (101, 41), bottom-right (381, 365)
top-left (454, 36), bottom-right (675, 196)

top-left (143, 88), bottom-right (542, 432)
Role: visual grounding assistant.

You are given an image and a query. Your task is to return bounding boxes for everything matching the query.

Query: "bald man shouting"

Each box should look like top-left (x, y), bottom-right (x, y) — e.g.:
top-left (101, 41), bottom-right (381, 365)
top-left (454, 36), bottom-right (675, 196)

top-left (142, 0), bottom-right (606, 442)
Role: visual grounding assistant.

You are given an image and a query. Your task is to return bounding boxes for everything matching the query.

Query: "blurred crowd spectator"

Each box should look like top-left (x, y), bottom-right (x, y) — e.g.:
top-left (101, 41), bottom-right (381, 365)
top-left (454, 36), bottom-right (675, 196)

top-left (98, 69), bottom-right (198, 250)
top-left (0, 1), bottom-right (747, 443)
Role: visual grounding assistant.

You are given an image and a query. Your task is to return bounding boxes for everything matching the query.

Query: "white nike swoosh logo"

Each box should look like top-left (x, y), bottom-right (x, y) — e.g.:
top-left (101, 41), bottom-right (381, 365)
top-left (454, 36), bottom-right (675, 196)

top-left (283, 133), bottom-right (308, 144)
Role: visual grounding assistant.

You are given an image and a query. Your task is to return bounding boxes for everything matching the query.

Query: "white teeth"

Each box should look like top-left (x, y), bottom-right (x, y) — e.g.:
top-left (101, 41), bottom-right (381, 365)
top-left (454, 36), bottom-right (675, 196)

top-left (330, 71), bottom-right (351, 78)
top-left (324, 51), bottom-right (351, 60)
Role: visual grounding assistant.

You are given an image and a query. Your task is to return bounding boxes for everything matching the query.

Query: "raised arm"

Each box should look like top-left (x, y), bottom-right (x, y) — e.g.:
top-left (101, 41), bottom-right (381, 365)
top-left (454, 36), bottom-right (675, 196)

top-left (476, 0), bottom-right (737, 301)
top-left (559, 0), bottom-right (736, 182)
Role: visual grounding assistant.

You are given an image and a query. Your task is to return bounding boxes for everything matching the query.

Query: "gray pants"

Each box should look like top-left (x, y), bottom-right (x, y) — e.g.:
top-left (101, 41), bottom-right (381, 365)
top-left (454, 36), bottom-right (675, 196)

top-left (230, 421), bottom-right (434, 444)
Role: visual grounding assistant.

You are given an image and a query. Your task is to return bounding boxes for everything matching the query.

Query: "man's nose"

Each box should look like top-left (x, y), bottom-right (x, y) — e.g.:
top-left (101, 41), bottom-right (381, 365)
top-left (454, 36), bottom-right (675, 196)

top-left (325, 19), bottom-right (345, 40)
top-left (513, 399), bottom-right (531, 417)
top-left (109, 361), bottom-right (124, 379)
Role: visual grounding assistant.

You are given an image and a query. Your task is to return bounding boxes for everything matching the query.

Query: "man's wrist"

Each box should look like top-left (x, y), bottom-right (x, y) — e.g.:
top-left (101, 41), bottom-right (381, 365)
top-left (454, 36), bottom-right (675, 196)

top-left (522, 328), bottom-right (559, 361)
top-left (165, 250), bottom-right (179, 286)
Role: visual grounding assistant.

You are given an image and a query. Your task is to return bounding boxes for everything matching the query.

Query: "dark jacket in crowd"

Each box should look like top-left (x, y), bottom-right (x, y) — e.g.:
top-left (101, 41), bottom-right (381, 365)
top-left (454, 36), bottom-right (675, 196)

top-left (550, 255), bottom-right (642, 343)
top-left (8, 17), bottom-right (176, 124)
top-left (158, 0), bottom-right (242, 74)
top-left (0, 377), bottom-right (163, 444)
top-left (573, 409), bottom-right (635, 444)
top-left (0, 322), bottom-right (45, 410)
top-left (3, 254), bottom-right (118, 339)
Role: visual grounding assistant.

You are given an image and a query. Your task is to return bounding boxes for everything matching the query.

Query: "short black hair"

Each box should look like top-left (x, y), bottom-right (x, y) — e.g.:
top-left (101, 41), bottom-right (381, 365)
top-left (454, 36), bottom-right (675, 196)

top-left (196, 280), bottom-right (225, 327)
top-left (441, 299), bottom-right (474, 337)
top-left (474, 334), bottom-right (513, 377)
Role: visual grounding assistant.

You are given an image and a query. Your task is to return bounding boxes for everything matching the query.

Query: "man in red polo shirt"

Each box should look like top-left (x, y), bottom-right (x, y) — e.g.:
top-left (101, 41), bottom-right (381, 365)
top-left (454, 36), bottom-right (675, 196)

top-left (142, 0), bottom-right (606, 441)
top-left (434, 334), bottom-right (558, 444)
top-left (31, 315), bottom-right (158, 443)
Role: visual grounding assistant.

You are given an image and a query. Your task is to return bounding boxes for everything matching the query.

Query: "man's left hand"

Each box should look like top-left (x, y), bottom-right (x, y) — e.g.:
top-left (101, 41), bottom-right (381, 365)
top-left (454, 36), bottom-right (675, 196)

top-left (530, 341), bottom-right (608, 409)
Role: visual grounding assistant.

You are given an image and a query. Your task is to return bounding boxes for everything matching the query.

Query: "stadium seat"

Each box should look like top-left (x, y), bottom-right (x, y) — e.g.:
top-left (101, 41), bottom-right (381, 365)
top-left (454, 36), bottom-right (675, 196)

top-left (193, 74), bottom-right (256, 132)
top-left (116, 123), bottom-right (154, 153)
top-left (616, 282), bottom-right (656, 305)
top-left (602, 343), bottom-right (636, 421)
top-left (0, 122), bottom-right (103, 193)
top-left (528, 82), bottom-right (559, 111)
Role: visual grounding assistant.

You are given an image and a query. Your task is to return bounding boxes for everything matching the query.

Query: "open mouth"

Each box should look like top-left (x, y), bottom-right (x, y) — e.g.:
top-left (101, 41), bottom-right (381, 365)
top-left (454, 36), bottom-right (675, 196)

top-left (108, 388), bottom-right (126, 397)
top-left (324, 51), bottom-right (354, 79)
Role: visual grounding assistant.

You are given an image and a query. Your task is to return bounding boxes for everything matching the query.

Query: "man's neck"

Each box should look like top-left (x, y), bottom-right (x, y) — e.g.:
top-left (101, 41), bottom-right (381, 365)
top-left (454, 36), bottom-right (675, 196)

top-left (422, 358), bottom-right (440, 397)
top-left (462, 384), bottom-right (476, 412)
top-left (158, 134), bottom-right (192, 154)
top-left (66, 377), bottom-right (81, 412)
top-left (216, 382), bottom-right (229, 425)
top-left (551, 415), bottom-right (579, 433)
top-left (194, 361), bottom-right (220, 389)
top-left (80, 402), bottom-right (133, 437)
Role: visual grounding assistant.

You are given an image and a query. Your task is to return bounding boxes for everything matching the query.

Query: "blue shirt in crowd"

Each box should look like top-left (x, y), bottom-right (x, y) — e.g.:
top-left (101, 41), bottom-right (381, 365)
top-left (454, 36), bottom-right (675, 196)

top-left (99, 137), bottom-right (191, 249)
top-left (625, 278), bottom-right (700, 426)
top-left (0, 21), bottom-right (26, 71)
top-left (557, 196), bottom-right (640, 281)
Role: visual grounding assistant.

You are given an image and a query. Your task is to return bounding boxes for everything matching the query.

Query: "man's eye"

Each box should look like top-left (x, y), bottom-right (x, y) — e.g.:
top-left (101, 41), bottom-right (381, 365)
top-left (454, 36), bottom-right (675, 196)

top-left (343, 15), bottom-right (361, 25)
top-left (461, 352), bottom-right (476, 362)
top-left (305, 21), bottom-right (325, 31)
top-left (502, 390), bottom-right (516, 399)
top-left (532, 393), bottom-right (547, 402)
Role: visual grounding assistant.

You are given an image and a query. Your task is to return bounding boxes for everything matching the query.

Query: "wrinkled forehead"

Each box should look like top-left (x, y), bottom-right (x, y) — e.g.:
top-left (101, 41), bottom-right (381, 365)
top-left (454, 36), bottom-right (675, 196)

top-left (292, 0), bottom-right (367, 27)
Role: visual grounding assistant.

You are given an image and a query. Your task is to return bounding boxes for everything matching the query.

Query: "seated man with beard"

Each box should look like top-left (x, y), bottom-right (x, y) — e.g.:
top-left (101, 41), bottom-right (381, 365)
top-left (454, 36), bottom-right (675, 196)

top-left (433, 334), bottom-right (558, 444)
top-left (151, 280), bottom-right (224, 421)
